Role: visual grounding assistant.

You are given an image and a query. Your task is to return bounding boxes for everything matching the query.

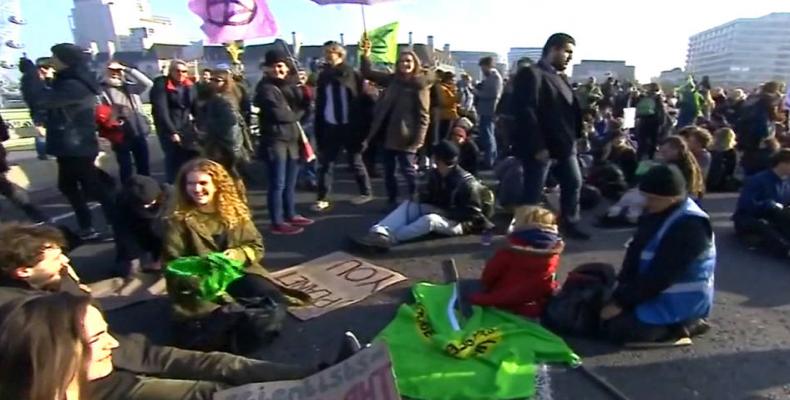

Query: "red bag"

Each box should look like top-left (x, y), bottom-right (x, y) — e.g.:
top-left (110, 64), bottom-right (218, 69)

top-left (95, 103), bottom-right (125, 145)
top-left (298, 123), bottom-right (316, 163)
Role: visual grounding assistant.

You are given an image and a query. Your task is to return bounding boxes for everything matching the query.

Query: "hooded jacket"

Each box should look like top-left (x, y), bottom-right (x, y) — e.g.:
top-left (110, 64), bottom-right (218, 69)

top-left (34, 65), bottom-right (101, 158)
top-left (470, 228), bottom-right (564, 318)
top-left (361, 52), bottom-right (433, 153)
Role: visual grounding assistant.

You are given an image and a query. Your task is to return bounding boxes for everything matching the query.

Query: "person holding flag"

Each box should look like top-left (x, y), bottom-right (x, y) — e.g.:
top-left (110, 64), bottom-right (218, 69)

top-left (360, 26), bottom-right (434, 207)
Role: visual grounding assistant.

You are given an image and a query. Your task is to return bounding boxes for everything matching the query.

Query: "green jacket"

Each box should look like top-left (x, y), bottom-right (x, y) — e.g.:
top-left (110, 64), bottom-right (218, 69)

top-left (163, 210), bottom-right (266, 320)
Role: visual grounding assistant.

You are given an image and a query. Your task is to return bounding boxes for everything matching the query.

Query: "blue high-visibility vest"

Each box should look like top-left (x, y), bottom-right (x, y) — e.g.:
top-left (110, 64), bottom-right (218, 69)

top-left (635, 198), bottom-right (716, 325)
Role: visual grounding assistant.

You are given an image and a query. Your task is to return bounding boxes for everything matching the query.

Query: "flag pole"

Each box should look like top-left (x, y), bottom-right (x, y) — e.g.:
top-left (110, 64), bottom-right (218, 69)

top-left (361, 4), bottom-right (367, 33)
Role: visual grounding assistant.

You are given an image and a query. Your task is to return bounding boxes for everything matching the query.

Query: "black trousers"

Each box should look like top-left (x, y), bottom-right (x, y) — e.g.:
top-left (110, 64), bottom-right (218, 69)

top-left (226, 274), bottom-right (286, 303)
top-left (57, 156), bottom-right (116, 230)
top-left (601, 310), bottom-right (671, 343)
top-left (733, 213), bottom-right (790, 257)
top-left (316, 124), bottom-right (371, 200)
top-left (637, 117), bottom-right (662, 160)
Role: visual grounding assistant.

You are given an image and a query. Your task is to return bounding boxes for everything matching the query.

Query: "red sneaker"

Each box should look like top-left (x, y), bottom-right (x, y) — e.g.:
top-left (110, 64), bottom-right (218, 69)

top-left (271, 224), bottom-right (304, 235)
top-left (287, 215), bottom-right (315, 227)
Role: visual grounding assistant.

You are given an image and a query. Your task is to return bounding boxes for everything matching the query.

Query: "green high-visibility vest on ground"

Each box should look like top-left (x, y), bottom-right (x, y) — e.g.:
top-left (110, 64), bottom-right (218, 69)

top-left (376, 283), bottom-right (580, 399)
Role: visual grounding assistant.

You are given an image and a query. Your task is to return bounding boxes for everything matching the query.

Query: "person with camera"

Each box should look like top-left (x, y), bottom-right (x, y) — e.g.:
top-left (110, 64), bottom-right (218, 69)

top-left (99, 61), bottom-right (154, 183)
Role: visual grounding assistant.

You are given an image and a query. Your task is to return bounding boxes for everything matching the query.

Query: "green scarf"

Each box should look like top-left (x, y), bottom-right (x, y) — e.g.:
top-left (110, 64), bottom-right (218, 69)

top-left (165, 253), bottom-right (245, 301)
top-left (376, 282), bottom-right (580, 399)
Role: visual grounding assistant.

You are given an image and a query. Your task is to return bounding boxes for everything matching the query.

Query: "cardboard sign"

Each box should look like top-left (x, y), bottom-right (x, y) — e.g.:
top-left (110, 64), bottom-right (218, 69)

top-left (90, 274), bottom-right (167, 311)
top-left (213, 342), bottom-right (400, 400)
top-left (623, 107), bottom-right (636, 129)
top-left (270, 252), bottom-right (407, 320)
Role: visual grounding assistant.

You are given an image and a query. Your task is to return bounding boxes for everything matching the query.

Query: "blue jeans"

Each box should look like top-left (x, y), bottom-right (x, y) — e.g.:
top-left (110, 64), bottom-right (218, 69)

top-left (263, 146), bottom-right (300, 226)
top-left (383, 150), bottom-right (417, 203)
top-left (34, 135), bottom-right (47, 159)
top-left (114, 135), bottom-right (150, 183)
top-left (477, 115), bottom-right (497, 167)
top-left (521, 151), bottom-right (582, 223)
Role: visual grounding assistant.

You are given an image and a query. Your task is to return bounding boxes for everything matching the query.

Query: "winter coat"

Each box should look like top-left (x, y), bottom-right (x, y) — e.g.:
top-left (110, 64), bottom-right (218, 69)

top-left (361, 54), bottom-right (433, 153)
top-left (470, 228), bottom-right (563, 318)
top-left (19, 58), bottom-right (49, 126)
top-left (162, 211), bottom-right (266, 320)
top-left (204, 92), bottom-right (248, 164)
top-left (418, 165), bottom-right (485, 225)
top-left (254, 77), bottom-right (309, 147)
top-left (474, 69), bottom-right (504, 117)
top-left (438, 82), bottom-right (460, 120)
top-left (314, 62), bottom-right (365, 146)
top-left (150, 76), bottom-right (198, 149)
top-left (37, 66), bottom-right (102, 158)
top-left (114, 182), bottom-right (173, 262)
top-left (100, 68), bottom-right (153, 139)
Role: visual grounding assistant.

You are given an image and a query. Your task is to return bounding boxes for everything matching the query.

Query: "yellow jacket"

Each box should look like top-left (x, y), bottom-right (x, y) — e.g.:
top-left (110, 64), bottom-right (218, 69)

top-left (439, 83), bottom-right (460, 120)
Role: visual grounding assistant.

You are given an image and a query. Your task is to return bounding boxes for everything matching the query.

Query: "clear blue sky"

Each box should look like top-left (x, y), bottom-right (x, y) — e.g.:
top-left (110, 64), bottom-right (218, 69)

top-left (15, 0), bottom-right (790, 81)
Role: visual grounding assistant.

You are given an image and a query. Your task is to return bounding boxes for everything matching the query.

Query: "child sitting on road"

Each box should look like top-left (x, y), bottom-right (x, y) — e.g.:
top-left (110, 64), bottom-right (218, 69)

top-left (470, 206), bottom-right (564, 318)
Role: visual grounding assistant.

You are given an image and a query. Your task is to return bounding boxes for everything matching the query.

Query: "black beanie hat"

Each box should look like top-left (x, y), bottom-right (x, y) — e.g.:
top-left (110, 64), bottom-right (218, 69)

top-left (264, 49), bottom-right (289, 67)
top-left (433, 140), bottom-right (460, 165)
top-left (51, 43), bottom-right (89, 67)
top-left (639, 164), bottom-right (687, 197)
top-left (126, 175), bottom-right (162, 205)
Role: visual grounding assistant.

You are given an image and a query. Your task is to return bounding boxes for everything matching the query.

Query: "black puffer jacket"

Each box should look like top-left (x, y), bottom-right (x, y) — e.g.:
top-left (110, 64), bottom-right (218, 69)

top-left (419, 165), bottom-right (484, 224)
top-left (37, 66), bottom-right (101, 158)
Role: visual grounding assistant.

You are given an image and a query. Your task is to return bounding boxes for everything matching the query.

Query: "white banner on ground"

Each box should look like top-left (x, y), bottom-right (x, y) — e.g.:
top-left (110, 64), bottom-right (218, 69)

top-left (270, 251), bottom-right (407, 320)
top-left (213, 341), bottom-right (399, 400)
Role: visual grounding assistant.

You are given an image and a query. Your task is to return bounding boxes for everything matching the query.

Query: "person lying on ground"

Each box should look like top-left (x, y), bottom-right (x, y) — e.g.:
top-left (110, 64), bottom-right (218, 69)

top-left (599, 164), bottom-right (715, 344)
top-left (732, 149), bottom-right (790, 259)
top-left (355, 141), bottom-right (494, 251)
top-left (162, 159), bottom-right (309, 332)
top-left (470, 206), bottom-right (563, 318)
top-left (0, 292), bottom-right (335, 400)
top-left (114, 175), bottom-right (173, 277)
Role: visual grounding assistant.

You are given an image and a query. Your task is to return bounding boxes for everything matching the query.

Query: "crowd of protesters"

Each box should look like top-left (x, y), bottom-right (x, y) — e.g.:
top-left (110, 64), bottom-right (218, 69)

top-left (0, 31), bottom-right (787, 399)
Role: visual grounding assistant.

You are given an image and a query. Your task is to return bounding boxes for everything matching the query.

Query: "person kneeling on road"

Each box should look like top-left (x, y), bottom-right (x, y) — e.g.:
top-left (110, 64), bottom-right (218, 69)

top-left (732, 149), bottom-right (790, 258)
top-left (599, 164), bottom-right (716, 343)
top-left (356, 140), bottom-right (494, 251)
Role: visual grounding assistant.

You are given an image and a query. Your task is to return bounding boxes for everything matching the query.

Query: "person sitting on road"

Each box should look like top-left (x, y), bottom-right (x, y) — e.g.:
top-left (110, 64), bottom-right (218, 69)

top-left (470, 205), bottom-right (563, 318)
top-left (706, 127), bottom-right (739, 192)
top-left (599, 164), bottom-right (716, 344)
top-left (163, 159), bottom-right (307, 329)
top-left (0, 292), bottom-right (324, 400)
top-left (0, 224), bottom-right (332, 400)
top-left (355, 141), bottom-right (493, 251)
top-left (449, 126), bottom-right (481, 177)
top-left (677, 125), bottom-right (713, 180)
top-left (732, 149), bottom-right (790, 259)
top-left (114, 175), bottom-right (173, 277)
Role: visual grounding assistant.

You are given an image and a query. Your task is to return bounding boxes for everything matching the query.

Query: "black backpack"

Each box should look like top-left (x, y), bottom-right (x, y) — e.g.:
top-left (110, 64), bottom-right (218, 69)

top-left (543, 263), bottom-right (617, 337)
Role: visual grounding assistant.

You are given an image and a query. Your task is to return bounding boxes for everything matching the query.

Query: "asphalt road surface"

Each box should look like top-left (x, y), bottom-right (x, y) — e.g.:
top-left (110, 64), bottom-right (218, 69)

top-left (2, 160), bottom-right (789, 400)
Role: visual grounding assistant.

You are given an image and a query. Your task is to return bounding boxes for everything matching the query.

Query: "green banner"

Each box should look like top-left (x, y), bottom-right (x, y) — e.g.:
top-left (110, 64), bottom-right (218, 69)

top-left (376, 282), bottom-right (580, 399)
top-left (363, 21), bottom-right (400, 64)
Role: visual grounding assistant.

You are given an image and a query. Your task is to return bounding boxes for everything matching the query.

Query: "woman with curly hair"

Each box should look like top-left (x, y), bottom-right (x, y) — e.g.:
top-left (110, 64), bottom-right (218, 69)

top-left (162, 158), bottom-right (292, 322)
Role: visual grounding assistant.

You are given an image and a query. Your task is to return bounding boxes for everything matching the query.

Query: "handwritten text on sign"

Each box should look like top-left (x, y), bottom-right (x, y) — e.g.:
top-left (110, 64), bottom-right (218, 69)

top-left (270, 252), bottom-right (406, 320)
top-left (213, 341), bottom-right (400, 400)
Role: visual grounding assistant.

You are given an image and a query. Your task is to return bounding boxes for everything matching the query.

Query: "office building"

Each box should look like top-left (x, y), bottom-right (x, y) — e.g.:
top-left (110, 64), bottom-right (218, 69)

top-left (571, 60), bottom-right (636, 83)
top-left (507, 47), bottom-right (542, 67)
top-left (686, 12), bottom-right (790, 88)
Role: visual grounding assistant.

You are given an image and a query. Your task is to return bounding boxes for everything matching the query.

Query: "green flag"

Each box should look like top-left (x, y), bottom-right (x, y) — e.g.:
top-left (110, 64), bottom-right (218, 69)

top-left (363, 21), bottom-right (399, 64)
top-left (376, 282), bottom-right (580, 400)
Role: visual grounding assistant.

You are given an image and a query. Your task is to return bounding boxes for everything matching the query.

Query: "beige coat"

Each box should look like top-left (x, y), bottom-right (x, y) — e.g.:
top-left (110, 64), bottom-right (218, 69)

top-left (361, 53), bottom-right (434, 153)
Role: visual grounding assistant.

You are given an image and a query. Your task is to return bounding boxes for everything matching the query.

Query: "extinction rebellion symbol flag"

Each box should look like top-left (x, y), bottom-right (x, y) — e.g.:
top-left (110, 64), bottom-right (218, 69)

top-left (189, 0), bottom-right (278, 44)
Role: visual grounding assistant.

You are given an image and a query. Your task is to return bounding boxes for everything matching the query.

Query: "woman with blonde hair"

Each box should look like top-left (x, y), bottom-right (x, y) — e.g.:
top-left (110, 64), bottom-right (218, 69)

top-left (163, 159), bottom-right (295, 324)
top-left (707, 127), bottom-right (738, 192)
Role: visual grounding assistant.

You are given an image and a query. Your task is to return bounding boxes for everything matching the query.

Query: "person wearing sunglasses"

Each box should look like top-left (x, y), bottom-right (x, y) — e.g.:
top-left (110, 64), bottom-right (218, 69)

top-left (150, 59), bottom-right (200, 183)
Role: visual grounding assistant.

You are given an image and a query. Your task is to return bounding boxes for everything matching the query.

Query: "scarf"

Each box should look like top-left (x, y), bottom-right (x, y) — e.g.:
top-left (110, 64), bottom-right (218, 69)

top-left (509, 228), bottom-right (562, 250)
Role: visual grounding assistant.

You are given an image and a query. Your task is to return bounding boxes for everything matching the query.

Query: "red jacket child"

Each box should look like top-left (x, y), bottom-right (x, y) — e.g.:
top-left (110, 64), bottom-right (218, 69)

top-left (470, 206), bottom-right (564, 318)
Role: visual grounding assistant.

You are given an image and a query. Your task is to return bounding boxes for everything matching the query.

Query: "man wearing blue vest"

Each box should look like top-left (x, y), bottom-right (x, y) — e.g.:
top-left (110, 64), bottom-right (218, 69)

top-left (600, 164), bottom-right (716, 343)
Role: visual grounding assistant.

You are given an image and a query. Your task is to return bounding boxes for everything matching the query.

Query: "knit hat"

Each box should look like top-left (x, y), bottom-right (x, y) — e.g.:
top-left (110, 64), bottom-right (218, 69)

top-left (639, 164), bottom-right (686, 197)
top-left (50, 43), bottom-right (89, 67)
top-left (126, 175), bottom-right (162, 205)
top-left (454, 117), bottom-right (473, 132)
top-left (433, 140), bottom-right (460, 165)
top-left (264, 49), bottom-right (289, 67)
